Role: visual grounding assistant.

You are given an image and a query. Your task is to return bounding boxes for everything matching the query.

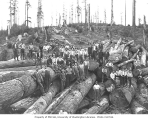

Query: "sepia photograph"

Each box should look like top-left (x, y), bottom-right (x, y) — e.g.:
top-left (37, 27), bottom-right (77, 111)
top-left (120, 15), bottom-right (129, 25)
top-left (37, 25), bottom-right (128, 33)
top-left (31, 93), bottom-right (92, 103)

top-left (0, 0), bottom-right (148, 118)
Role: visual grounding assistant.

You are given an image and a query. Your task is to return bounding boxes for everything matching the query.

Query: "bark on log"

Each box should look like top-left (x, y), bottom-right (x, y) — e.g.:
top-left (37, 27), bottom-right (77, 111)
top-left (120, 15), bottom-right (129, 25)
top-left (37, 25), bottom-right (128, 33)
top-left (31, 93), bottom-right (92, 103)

top-left (133, 67), bottom-right (148, 77)
top-left (78, 98), bottom-right (90, 110)
top-left (131, 100), bottom-right (148, 114)
top-left (0, 59), bottom-right (47, 69)
top-left (24, 80), bottom-right (60, 114)
top-left (44, 82), bottom-right (76, 114)
top-left (103, 105), bottom-right (131, 114)
top-left (84, 96), bottom-right (109, 114)
top-left (8, 97), bottom-right (38, 114)
top-left (0, 70), bottom-right (35, 83)
top-left (0, 67), bottom-right (55, 110)
top-left (52, 74), bottom-right (96, 114)
top-left (109, 78), bottom-right (137, 109)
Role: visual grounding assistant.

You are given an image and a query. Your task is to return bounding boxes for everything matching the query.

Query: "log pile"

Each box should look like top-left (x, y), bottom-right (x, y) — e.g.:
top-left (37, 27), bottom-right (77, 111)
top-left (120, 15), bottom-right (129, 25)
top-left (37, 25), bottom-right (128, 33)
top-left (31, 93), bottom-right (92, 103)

top-left (1, 38), bottom-right (148, 114)
top-left (79, 39), bottom-right (148, 114)
top-left (0, 68), bottom-right (55, 111)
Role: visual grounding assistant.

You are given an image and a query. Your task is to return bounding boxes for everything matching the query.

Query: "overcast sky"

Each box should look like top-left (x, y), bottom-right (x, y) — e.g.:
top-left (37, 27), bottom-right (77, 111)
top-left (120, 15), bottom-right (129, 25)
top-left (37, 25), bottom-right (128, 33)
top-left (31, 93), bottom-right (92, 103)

top-left (0, 0), bottom-right (148, 30)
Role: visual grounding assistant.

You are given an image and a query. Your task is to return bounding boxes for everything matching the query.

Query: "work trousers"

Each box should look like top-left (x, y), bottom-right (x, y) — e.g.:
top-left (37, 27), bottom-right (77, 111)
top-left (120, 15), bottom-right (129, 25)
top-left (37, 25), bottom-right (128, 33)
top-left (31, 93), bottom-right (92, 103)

top-left (21, 49), bottom-right (25, 60)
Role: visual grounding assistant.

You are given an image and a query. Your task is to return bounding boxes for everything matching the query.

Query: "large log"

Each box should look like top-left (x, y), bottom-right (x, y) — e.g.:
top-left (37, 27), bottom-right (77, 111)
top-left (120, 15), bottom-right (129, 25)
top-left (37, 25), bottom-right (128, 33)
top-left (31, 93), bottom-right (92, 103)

top-left (24, 79), bottom-right (60, 114)
top-left (109, 78), bottom-right (137, 109)
top-left (44, 82), bottom-right (77, 114)
top-left (83, 96), bottom-right (109, 114)
top-left (0, 67), bottom-right (56, 110)
top-left (52, 74), bottom-right (96, 114)
top-left (7, 97), bottom-right (38, 114)
top-left (131, 100), bottom-right (148, 114)
top-left (103, 105), bottom-right (131, 114)
top-left (0, 59), bottom-right (47, 69)
top-left (0, 70), bottom-right (35, 83)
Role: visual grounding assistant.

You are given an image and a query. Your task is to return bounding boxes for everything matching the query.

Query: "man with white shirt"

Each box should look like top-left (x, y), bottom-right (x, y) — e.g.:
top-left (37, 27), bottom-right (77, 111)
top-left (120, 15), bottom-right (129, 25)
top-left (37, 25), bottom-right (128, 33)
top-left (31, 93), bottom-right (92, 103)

top-left (93, 82), bottom-right (105, 102)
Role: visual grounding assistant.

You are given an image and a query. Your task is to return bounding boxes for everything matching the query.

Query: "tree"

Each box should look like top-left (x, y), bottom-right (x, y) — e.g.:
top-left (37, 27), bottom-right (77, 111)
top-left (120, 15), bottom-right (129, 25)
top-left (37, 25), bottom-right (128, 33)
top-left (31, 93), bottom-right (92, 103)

top-left (25, 0), bottom-right (31, 27)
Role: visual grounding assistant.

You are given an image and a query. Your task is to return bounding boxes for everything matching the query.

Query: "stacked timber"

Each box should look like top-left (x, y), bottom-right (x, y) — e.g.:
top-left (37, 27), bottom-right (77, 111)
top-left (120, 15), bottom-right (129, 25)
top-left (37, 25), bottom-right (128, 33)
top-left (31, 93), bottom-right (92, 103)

top-left (0, 67), bottom-right (55, 111)
top-left (51, 74), bottom-right (96, 114)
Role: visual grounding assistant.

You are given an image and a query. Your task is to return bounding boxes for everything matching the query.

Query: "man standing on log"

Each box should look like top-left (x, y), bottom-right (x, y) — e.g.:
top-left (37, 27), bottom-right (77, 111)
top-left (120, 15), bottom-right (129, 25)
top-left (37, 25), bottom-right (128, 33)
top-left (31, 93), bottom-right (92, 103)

top-left (97, 44), bottom-right (104, 67)
top-left (88, 45), bottom-right (92, 59)
top-left (28, 43), bottom-right (34, 59)
top-left (65, 65), bottom-right (73, 88)
top-left (20, 42), bottom-right (26, 60)
top-left (13, 42), bottom-right (19, 61)
top-left (35, 50), bottom-right (42, 69)
top-left (93, 82), bottom-right (103, 103)
top-left (39, 44), bottom-right (43, 60)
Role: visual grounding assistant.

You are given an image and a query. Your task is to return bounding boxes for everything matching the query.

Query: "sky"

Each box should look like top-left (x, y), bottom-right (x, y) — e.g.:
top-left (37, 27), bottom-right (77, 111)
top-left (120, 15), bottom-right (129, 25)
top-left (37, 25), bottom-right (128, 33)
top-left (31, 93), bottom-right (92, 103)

top-left (0, 0), bottom-right (148, 30)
